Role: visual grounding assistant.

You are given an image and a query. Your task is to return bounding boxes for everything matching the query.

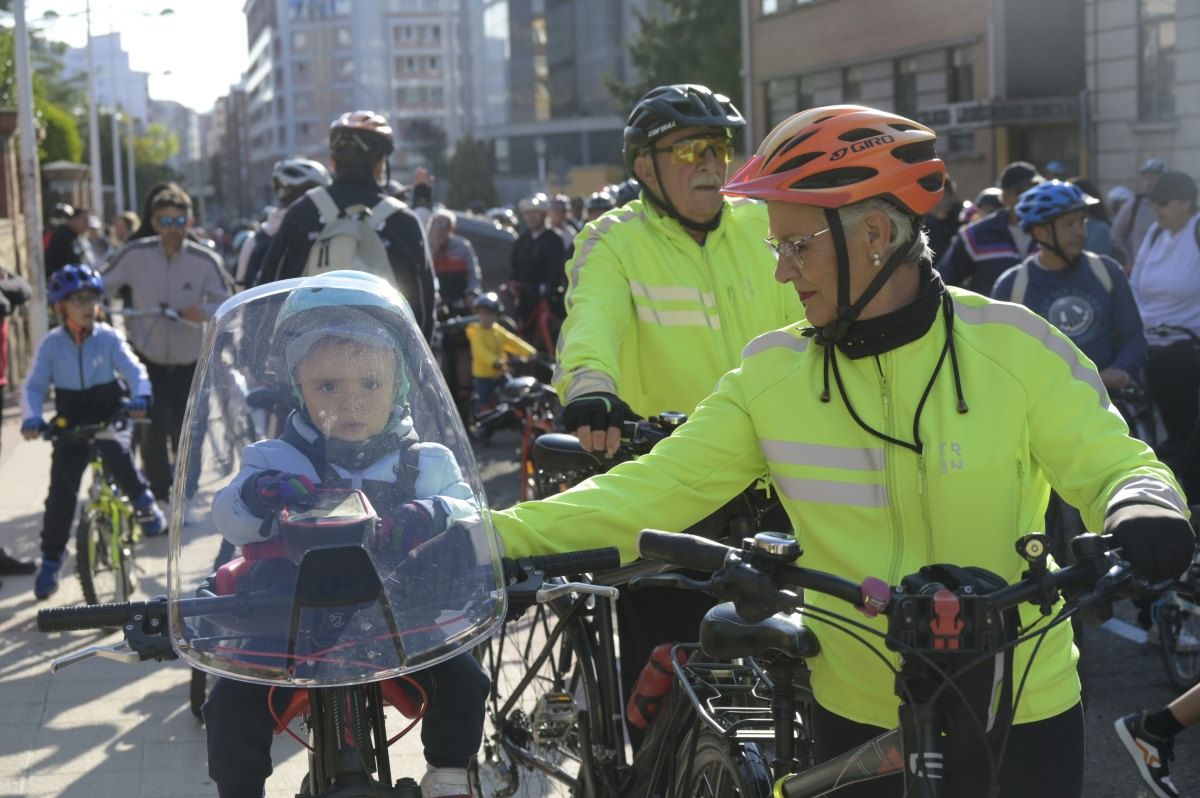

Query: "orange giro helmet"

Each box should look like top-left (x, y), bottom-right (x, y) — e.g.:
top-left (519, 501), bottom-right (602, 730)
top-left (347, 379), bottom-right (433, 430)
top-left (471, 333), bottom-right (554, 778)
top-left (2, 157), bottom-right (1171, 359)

top-left (722, 105), bottom-right (945, 215)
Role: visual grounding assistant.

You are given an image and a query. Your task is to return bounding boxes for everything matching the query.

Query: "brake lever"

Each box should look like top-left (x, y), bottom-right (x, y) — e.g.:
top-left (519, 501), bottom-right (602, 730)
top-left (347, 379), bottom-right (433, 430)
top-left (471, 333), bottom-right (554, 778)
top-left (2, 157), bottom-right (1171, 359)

top-left (535, 582), bottom-right (620, 603)
top-left (51, 642), bottom-right (141, 672)
top-left (628, 573), bottom-right (713, 593)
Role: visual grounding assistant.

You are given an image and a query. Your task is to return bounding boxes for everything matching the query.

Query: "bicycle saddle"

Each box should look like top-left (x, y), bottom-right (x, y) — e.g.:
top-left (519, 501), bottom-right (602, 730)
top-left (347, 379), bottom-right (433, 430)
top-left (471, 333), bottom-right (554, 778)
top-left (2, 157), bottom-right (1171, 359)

top-left (499, 376), bottom-right (540, 401)
top-left (699, 602), bottom-right (819, 661)
top-left (532, 433), bottom-right (602, 472)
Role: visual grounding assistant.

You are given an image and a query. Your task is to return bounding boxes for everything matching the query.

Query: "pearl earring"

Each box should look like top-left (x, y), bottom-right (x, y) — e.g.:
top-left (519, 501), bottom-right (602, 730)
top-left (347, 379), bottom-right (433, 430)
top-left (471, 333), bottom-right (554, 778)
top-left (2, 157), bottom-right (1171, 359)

top-left (872, 252), bottom-right (881, 268)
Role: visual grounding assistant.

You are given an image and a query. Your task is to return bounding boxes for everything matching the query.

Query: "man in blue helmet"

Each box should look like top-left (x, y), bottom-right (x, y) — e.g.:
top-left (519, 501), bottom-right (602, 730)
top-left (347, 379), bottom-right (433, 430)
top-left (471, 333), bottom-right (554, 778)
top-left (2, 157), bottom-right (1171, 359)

top-left (994, 180), bottom-right (1146, 391)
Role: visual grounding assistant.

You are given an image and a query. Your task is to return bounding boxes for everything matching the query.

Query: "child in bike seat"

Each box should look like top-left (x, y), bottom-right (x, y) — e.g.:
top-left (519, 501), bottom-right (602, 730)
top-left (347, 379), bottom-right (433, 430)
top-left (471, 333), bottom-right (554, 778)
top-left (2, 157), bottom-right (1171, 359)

top-left (206, 283), bottom-right (488, 798)
top-left (20, 263), bottom-right (163, 600)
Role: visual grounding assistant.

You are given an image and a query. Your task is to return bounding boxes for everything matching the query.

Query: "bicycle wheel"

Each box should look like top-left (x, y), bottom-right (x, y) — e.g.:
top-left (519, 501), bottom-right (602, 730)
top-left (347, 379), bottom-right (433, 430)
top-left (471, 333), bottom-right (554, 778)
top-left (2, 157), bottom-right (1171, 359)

top-left (75, 507), bottom-right (131, 606)
top-left (675, 729), bottom-right (772, 798)
top-left (474, 599), bottom-right (613, 797)
top-left (1159, 585), bottom-right (1200, 691)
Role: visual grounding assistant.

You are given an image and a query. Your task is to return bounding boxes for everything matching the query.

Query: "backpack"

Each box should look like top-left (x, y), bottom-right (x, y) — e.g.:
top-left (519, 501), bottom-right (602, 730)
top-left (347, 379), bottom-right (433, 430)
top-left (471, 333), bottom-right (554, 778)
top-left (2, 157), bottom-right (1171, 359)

top-left (302, 186), bottom-right (405, 284)
top-left (1001, 252), bottom-right (1113, 305)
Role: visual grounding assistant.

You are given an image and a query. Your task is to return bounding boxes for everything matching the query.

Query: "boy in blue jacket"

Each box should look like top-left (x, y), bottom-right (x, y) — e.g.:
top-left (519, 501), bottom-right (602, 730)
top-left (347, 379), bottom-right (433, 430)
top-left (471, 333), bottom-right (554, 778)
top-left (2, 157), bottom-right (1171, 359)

top-left (21, 264), bottom-right (164, 599)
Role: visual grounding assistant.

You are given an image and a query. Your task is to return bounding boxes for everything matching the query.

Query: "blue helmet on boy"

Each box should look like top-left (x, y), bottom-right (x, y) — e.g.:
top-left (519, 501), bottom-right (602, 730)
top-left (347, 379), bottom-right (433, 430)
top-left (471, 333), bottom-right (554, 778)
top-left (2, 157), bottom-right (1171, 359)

top-left (48, 264), bottom-right (104, 304)
top-left (1015, 180), bottom-right (1099, 232)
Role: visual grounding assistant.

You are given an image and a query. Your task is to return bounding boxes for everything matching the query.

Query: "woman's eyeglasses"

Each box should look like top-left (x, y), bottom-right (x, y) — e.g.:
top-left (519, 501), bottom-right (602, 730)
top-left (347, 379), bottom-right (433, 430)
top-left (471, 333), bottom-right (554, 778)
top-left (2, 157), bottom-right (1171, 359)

top-left (763, 228), bottom-right (830, 263)
top-left (654, 137), bottom-right (734, 166)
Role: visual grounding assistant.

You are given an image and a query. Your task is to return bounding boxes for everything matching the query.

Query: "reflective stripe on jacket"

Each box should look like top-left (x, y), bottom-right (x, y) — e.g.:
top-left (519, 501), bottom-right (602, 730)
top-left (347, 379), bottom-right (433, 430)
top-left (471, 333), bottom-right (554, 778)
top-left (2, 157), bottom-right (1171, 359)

top-left (552, 195), bottom-right (804, 417)
top-left (497, 287), bottom-right (1184, 728)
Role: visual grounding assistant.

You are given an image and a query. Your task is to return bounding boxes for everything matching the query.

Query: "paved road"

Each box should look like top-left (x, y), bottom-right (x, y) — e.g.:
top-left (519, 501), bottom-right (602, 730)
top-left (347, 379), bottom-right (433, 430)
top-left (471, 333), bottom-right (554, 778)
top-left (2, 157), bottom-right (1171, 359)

top-left (0, 408), bottom-right (1197, 797)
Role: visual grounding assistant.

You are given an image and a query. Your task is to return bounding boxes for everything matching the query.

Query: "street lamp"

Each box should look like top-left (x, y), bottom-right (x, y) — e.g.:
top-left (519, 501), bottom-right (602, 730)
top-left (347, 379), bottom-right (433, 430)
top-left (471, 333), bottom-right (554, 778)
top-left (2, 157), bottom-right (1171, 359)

top-left (12, 0), bottom-right (48, 342)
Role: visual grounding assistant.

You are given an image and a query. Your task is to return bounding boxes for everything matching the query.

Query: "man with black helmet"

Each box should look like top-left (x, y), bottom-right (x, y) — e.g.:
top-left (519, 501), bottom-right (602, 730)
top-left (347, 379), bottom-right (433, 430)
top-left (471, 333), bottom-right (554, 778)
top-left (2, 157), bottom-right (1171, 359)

top-left (553, 83), bottom-right (803, 746)
top-left (256, 110), bottom-right (436, 340)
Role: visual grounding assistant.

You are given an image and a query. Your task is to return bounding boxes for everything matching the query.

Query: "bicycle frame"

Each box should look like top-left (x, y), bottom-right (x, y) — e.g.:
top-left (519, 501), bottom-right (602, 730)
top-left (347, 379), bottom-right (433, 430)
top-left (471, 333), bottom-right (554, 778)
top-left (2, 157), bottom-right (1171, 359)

top-left (85, 451), bottom-right (138, 570)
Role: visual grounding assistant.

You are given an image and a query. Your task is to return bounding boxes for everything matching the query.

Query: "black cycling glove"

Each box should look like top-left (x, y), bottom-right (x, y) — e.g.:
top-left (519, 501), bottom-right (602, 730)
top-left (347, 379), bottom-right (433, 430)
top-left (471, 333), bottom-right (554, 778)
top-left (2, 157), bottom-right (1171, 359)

top-left (1104, 502), bottom-right (1196, 583)
top-left (562, 392), bottom-right (631, 436)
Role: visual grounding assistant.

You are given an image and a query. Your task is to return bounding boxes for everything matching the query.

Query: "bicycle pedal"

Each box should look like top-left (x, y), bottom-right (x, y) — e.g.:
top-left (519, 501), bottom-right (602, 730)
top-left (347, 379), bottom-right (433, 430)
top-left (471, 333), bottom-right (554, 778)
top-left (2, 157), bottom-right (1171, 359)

top-left (532, 691), bottom-right (578, 743)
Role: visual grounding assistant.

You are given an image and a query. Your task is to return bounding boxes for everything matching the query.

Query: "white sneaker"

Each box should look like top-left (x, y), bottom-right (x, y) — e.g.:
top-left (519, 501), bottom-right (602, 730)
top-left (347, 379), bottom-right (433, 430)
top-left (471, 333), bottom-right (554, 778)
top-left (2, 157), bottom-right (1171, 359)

top-left (183, 498), bottom-right (204, 526)
top-left (419, 766), bottom-right (471, 798)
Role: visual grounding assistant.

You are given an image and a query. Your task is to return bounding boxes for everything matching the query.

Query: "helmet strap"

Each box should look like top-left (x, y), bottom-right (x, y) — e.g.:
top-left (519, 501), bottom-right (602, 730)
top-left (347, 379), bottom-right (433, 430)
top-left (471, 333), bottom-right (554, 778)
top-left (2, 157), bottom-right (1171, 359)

top-left (818, 211), bottom-right (921, 345)
top-left (1039, 224), bottom-right (1078, 268)
top-left (642, 151), bottom-right (723, 234)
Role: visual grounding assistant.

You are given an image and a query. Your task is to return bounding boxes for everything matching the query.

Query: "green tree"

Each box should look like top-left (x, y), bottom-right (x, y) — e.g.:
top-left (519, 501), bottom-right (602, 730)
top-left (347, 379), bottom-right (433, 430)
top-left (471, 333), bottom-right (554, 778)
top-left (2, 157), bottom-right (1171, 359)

top-left (36, 100), bottom-right (83, 162)
top-left (0, 26), bottom-right (85, 162)
top-left (604, 0), bottom-right (743, 113)
top-left (445, 136), bottom-right (499, 210)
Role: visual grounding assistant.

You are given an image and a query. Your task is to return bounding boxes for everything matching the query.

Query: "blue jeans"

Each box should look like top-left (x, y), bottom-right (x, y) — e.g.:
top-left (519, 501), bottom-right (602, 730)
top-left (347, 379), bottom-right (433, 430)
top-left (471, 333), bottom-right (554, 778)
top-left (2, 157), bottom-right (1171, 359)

top-left (473, 377), bottom-right (505, 413)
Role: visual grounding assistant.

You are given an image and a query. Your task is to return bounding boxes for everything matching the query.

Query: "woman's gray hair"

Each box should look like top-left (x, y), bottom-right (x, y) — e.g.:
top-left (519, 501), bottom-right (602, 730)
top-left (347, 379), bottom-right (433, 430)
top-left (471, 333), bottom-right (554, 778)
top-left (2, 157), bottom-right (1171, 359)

top-left (837, 198), bottom-right (933, 265)
top-left (429, 207), bottom-right (457, 230)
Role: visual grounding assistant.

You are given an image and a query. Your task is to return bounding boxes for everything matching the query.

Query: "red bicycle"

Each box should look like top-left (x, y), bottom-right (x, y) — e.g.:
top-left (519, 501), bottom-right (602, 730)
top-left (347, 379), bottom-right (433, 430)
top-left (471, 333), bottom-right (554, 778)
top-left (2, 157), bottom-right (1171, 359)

top-left (472, 375), bottom-right (559, 500)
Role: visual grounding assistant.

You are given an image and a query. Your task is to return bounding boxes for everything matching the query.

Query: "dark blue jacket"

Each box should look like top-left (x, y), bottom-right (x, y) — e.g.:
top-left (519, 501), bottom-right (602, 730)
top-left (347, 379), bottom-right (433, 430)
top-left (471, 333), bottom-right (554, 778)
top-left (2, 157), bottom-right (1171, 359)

top-left (937, 209), bottom-right (1037, 297)
top-left (992, 252), bottom-right (1147, 376)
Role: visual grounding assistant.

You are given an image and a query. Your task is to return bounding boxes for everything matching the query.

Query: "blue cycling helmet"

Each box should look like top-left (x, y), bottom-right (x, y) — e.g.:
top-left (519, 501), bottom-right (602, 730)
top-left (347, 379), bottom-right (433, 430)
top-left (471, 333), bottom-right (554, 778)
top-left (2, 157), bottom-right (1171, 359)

top-left (1015, 180), bottom-right (1099, 232)
top-left (48, 264), bottom-right (104, 304)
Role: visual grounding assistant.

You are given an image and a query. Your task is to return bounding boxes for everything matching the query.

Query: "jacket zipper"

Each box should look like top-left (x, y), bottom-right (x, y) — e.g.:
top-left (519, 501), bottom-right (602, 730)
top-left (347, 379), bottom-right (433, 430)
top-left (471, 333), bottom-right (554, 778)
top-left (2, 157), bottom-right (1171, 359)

top-left (876, 357), bottom-right (905, 585)
top-left (77, 338), bottom-right (86, 389)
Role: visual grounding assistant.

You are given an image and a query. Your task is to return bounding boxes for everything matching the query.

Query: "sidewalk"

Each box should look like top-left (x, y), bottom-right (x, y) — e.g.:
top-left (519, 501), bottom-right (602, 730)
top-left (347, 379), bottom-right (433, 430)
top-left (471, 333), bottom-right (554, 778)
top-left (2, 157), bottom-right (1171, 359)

top-left (0, 403), bottom-right (426, 797)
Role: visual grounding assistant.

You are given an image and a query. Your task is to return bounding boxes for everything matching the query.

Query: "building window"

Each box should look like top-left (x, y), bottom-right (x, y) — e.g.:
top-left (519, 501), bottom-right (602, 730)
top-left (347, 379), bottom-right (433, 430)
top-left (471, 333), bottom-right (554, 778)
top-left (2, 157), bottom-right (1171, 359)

top-left (764, 75), bottom-right (811, 129)
top-left (1139, 0), bottom-right (1176, 119)
top-left (292, 61), bottom-right (310, 85)
top-left (296, 122), bottom-right (311, 138)
top-left (762, 0), bottom-right (811, 13)
top-left (337, 28), bottom-right (352, 47)
top-left (945, 129), bottom-right (975, 155)
top-left (842, 65), bottom-right (863, 103)
top-left (292, 31), bottom-right (308, 51)
top-left (337, 58), bottom-right (355, 81)
top-left (893, 56), bottom-right (919, 117)
top-left (947, 45), bottom-right (974, 103)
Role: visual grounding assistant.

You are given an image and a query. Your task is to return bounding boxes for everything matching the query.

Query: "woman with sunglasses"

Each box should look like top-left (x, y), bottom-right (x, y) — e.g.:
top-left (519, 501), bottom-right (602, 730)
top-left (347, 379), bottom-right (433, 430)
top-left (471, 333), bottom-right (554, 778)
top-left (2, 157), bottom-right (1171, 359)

top-left (553, 82), bottom-right (805, 749)
top-left (495, 105), bottom-right (1193, 796)
top-left (102, 185), bottom-right (233, 512)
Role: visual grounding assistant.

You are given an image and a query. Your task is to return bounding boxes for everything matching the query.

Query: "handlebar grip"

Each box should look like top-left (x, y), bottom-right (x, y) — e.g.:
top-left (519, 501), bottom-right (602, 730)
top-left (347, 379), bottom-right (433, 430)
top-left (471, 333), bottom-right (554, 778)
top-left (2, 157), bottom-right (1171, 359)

top-left (38, 602), bottom-right (133, 632)
top-left (529, 547), bottom-right (621, 577)
top-left (637, 530), bottom-right (733, 572)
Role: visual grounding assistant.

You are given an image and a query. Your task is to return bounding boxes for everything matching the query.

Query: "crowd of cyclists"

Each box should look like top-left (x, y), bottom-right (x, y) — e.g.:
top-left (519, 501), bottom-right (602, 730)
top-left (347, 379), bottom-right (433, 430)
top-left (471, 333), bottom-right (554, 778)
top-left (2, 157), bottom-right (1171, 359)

top-left (13, 81), bottom-right (1200, 798)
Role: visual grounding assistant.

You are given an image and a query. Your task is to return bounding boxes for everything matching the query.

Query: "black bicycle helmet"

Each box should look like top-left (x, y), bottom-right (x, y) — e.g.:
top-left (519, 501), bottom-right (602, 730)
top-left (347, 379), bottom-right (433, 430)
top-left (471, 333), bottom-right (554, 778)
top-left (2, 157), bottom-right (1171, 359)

top-left (622, 84), bottom-right (744, 177)
top-left (622, 84), bottom-right (744, 233)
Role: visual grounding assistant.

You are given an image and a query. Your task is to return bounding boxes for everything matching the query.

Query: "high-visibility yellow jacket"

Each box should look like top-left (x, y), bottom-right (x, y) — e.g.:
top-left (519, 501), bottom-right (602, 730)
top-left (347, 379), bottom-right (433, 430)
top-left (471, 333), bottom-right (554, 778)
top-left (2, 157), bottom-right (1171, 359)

top-left (495, 288), bottom-right (1185, 729)
top-left (553, 194), bottom-right (804, 417)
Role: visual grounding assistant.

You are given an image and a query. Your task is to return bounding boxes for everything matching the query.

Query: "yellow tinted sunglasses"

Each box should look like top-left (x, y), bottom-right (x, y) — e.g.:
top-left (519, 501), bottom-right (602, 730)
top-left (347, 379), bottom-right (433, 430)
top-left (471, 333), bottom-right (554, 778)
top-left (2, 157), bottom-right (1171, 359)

top-left (654, 137), bottom-right (734, 166)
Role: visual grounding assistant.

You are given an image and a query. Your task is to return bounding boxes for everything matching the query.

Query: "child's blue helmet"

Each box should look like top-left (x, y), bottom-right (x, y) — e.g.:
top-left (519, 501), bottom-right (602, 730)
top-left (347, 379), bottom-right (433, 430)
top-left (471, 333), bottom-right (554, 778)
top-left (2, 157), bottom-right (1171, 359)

top-left (1015, 180), bottom-right (1098, 232)
top-left (48, 264), bottom-right (104, 304)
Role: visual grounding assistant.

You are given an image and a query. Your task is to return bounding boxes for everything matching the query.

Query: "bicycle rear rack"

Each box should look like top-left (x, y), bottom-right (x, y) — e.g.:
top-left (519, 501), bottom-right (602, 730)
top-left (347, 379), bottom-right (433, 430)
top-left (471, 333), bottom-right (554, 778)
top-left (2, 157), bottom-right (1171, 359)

top-left (670, 645), bottom-right (781, 742)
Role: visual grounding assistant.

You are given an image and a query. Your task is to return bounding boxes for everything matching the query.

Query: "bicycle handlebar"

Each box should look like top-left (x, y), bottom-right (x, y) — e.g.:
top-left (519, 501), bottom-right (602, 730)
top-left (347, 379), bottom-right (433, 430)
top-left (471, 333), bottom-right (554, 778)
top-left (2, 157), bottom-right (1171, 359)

top-left (635, 529), bottom-right (1139, 623)
top-left (38, 547), bottom-right (623, 638)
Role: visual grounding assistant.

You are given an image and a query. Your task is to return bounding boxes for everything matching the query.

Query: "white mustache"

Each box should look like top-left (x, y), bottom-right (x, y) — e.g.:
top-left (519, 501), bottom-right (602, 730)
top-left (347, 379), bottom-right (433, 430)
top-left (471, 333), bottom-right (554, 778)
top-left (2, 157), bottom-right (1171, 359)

top-left (691, 175), bottom-right (723, 189)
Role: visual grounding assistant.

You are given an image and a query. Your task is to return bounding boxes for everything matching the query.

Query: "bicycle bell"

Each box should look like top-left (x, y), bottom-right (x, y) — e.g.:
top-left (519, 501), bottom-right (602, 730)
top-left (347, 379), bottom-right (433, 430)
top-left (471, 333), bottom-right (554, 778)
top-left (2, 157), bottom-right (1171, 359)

top-left (746, 531), bottom-right (801, 561)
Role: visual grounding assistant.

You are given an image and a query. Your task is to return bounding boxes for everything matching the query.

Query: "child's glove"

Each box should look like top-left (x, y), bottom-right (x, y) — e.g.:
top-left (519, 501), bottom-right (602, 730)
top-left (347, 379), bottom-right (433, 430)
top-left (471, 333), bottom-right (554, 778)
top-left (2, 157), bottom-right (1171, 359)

top-left (21, 419), bottom-right (47, 440)
top-left (128, 395), bottom-right (151, 416)
top-left (371, 502), bottom-right (437, 557)
top-left (239, 470), bottom-right (316, 518)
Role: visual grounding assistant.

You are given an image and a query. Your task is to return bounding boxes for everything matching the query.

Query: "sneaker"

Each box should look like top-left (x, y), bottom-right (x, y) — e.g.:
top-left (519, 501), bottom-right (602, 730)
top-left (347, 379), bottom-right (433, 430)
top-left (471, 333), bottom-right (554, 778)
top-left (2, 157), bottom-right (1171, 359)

top-left (33, 557), bottom-right (62, 600)
top-left (419, 766), bottom-right (471, 798)
top-left (0, 548), bottom-right (36, 575)
top-left (1114, 712), bottom-right (1180, 798)
top-left (183, 497), bottom-right (204, 527)
top-left (133, 492), bottom-right (167, 537)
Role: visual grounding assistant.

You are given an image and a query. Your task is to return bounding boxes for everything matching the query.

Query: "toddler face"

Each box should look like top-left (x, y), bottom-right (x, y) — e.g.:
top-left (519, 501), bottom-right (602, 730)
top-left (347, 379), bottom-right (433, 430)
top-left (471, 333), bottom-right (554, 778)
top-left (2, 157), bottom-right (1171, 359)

top-left (296, 338), bottom-right (398, 442)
